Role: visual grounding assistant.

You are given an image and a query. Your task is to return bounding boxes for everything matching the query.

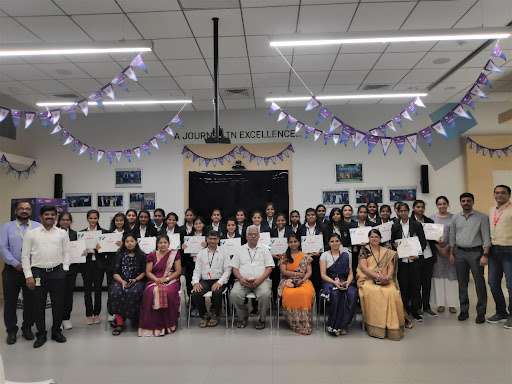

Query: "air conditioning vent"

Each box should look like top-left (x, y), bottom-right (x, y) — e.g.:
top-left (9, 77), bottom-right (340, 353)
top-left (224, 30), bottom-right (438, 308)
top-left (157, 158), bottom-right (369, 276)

top-left (53, 93), bottom-right (80, 99)
top-left (222, 88), bottom-right (252, 100)
top-left (362, 84), bottom-right (390, 91)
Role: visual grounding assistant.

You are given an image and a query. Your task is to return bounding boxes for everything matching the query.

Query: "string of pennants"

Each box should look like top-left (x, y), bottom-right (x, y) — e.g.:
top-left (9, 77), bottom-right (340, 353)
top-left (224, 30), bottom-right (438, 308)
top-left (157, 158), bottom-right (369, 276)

top-left (0, 155), bottom-right (36, 179)
top-left (182, 144), bottom-right (294, 167)
top-left (269, 44), bottom-right (506, 156)
top-left (0, 54), bottom-right (148, 128)
top-left (465, 137), bottom-right (512, 158)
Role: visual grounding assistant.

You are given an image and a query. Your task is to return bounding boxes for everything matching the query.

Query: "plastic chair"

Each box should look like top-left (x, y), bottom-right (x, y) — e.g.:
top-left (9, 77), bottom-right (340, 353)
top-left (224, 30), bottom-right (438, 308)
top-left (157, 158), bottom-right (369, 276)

top-left (276, 292), bottom-right (317, 331)
top-left (187, 287), bottom-right (229, 328)
top-left (231, 292), bottom-right (273, 330)
top-left (0, 354), bottom-right (55, 384)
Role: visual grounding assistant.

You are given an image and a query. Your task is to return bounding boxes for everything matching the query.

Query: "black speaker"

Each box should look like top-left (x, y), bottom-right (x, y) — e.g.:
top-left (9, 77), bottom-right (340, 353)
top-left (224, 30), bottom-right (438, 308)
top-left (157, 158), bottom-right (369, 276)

top-left (420, 165), bottom-right (429, 194)
top-left (54, 174), bottom-right (63, 198)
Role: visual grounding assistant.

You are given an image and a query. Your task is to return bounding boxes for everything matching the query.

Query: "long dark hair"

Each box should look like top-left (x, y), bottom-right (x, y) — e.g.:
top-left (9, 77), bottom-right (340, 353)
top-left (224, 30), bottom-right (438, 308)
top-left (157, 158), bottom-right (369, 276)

top-left (86, 209), bottom-right (102, 230)
top-left (274, 212), bottom-right (287, 228)
top-left (57, 212), bottom-right (73, 228)
top-left (134, 210), bottom-right (156, 234)
top-left (235, 209), bottom-right (248, 226)
top-left (285, 233), bottom-right (301, 264)
top-left (328, 207), bottom-right (343, 232)
top-left (119, 233), bottom-right (142, 254)
top-left (109, 212), bottom-right (129, 233)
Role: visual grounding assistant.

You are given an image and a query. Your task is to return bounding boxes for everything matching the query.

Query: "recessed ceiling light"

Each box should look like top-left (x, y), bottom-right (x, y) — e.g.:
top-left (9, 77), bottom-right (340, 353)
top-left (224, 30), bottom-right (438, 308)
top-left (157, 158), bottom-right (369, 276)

top-left (266, 92), bottom-right (427, 102)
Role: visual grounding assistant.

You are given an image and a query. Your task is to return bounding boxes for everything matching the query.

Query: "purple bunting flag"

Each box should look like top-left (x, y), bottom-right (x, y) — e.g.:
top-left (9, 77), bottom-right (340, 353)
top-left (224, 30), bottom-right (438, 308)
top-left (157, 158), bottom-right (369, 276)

top-left (431, 121), bottom-right (447, 137)
top-left (243, 151), bottom-right (250, 159)
top-left (156, 131), bottom-right (167, 144)
top-left (393, 114), bottom-right (402, 127)
top-left (271, 156), bottom-right (276, 164)
top-left (419, 127), bottom-right (432, 146)
top-left (394, 136), bottom-right (406, 154)
top-left (182, 146), bottom-right (189, 155)
top-left (112, 74), bottom-right (129, 92)
top-left (287, 115), bottom-right (297, 129)
top-left (269, 102), bottom-right (280, 115)
top-left (492, 45), bottom-right (507, 61)
top-left (461, 93), bottom-right (474, 110)
top-left (316, 107), bottom-right (331, 125)
top-left (97, 150), bottom-right (105, 162)
top-left (133, 147), bottom-right (141, 159)
top-left (401, 109), bottom-right (413, 121)
top-left (63, 104), bottom-right (76, 120)
top-left (340, 125), bottom-right (354, 146)
top-left (353, 131), bottom-right (367, 149)
top-left (332, 133), bottom-right (340, 146)
top-left (323, 133), bottom-right (332, 145)
top-left (205, 159), bottom-right (211, 167)
top-left (89, 91), bottom-right (104, 110)
top-left (504, 148), bottom-right (509, 157)
top-left (305, 96), bottom-right (321, 111)
top-left (470, 84), bottom-right (488, 99)
top-left (37, 111), bottom-right (50, 127)
top-left (123, 66), bottom-right (137, 82)
top-left (263, 157), bottom-right (269, 166)
top-left (218, 157), bottom-right (224, 165)
top-left (367, 134), bottom-right (380, 154)
top-left (72, 140), bottom-right (81, 152)
top-left (11, 110), bottom-right (23, 128)
top-left (60, 129), bottom-right (69, 141)
top-left (106, 151), bottom-right (115, 164)
top-left (277, 110), bottom-right (287, 122)
top-left (63, 135), bottom-right (74, 146)
top-left (0, 107), bottom-right (9, 123)
top-left (212, 158), bottom-right (217, 167)
top-left (163, 125), bottom-right (174, 136)
top-left (378, 125), bottom-right (387, 136)
top-left (142, 142), bottom-right (151, 155)
top-left (123, 149), bottom-right (132, 162)
top-left (295, 122), bottom-right (304, 133)
top-left (282, 150), bottom-right (289, 158)
top-left (257, 157), bottom-right (262, 166)
top-left (150, 138), bottom-right (159, 149)
top-left (79, 144), bottom-right (89, 156)
top-left (453, 104), bottom-right (471, 119)
top-left (414, 96), bottom-right (426, 108)
top-left (406, 133), bottom-right (418, 152)
top-left (476, 145), bottom-right (482, 154)
top-left (443, 113), bottom-right (456, 128)
top-left (199, 157), bottom-right (204, 166)
top-left (313, 129), bottom-right (322, 142)
top-left (386, 121), bottom-right (396, 132)
top-left (171, 114), bottom-right (183, 127)
top-left (407, 102), bottom-right (417, 115)
top-left (230, 150), bottom-right (236, 160)
top-left (24, 112), bottom-right (35, 129)
top-left (287, 144), bottom-right (295, 153)
top-left (496, 149), bottom-right (502, 158)
top-left (476, 72), bottom-right (492, 88)
top-left (89, 147), bottom-right (97, 161)
top-left (329, 117), bottom-right (343, 133)
top-left (304, 126), bottom-right (314, 139)
top-left (130, 54), bottom-right (148, 73)
top-left (484, 59), bottom-right (504, 73)
top-left (50, 109), bottom-right (61, 124)
top-left (102, 84), bottom-right (115, 100)
top-left (380, 137), bottom-right (392, 156)
top-left (483, 148), bottom-right (489, 156)
top-left (77, 99), bottom-right (89, 116)
top-left (369, 128), bottom-right (380, 136)
top-left (224, 154), bottom-right (231, 163)
top-left (489, 149), bottom-right (496, 158)
top-left (249, 154), bottom-right (255, 163)
top-left (50, 123), bottom-right (63, 135)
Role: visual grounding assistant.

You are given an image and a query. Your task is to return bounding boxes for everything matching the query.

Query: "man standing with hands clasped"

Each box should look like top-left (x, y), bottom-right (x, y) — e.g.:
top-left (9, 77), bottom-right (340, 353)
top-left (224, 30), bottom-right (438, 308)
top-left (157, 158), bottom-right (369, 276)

top-left (449, 193), bottom-right (491, 324)
top-left (486, 185), bottom-right (512, 329)
top-left (22, 205), bottom-right (70, 348)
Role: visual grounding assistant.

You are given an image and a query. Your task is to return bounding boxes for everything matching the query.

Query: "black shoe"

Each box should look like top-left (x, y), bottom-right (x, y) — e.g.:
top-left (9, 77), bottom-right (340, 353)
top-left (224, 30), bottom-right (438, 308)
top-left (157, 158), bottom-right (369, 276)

top-left (411, 312), bottom-right (423, 322)
top-left (6, 332), bottom-right (16, 345)
top-left (51, 332), bottom-right (67, 343)
top-left (22, 328), bottom-right (35, 341)
top-left (33, 335), bottom-right (47, 348)
top-left (475, 315), bottom-right (485, 324)
top-left (458, 312), bottom-right (469, 321)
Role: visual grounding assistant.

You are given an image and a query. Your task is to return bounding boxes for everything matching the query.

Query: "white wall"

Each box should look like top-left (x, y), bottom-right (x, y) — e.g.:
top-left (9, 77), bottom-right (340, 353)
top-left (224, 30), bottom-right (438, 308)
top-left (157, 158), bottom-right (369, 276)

top-left (1, 100), bottom-right (511, 229)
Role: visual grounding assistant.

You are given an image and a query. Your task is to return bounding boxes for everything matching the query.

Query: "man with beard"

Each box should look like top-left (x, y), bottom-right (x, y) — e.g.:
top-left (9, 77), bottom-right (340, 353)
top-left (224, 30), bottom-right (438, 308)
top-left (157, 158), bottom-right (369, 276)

top-left (0, 200), bottom-right (41, 345)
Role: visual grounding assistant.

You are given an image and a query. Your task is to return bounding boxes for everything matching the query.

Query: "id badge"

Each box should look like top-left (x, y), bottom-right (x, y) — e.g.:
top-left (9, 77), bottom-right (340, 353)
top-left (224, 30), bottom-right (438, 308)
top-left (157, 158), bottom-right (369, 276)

top-left (35, 278), bottom-right (41, 287)
top-left (92, 254), bottom-right (96, 261)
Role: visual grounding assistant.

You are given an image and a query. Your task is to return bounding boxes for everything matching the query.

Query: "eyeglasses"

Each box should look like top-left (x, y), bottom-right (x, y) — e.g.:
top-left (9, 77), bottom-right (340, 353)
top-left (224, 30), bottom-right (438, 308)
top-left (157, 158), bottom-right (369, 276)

top-left (247, 233), bottom-right (259, 237)
top-left (494, 191), bottom-right (510, 195)
top-left (17, 207), bottom-right (31, 211)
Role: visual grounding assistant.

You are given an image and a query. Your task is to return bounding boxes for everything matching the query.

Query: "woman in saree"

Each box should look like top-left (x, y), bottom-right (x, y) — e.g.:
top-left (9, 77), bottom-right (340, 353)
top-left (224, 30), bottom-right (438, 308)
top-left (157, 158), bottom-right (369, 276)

top-left (278, 233), bottom-right (315, 335)
top-left (138, 235), bottom-right (182, 337)
top-left (109, 234), bottom-right (146, 336)
top-left (320, 234), bottom-right (358, 336)
top-left (357, 229), bottom-right (407, 340)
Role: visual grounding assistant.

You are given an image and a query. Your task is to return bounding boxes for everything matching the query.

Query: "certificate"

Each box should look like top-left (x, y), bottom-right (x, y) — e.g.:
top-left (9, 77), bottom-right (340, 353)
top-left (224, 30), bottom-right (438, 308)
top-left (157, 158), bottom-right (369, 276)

top-left (98, 233), bottom-right (123, 253)
top-left (168, 233), bottom-right (181, 250)
top-left (258, 232), bottom-right (271, 247)
top-left (375, 222), bottom-right (393, 243)
top-left (301, 235), bottom-right (324, 253)
top-left (220, 238), bottom-right (242, 256)
top-left (183, 236), bottom-right (205, 254)
top-left (396, 236), bottom-right (422, 258)
top-left (138, 237), bottom-right (156, 254)
top-left (349, 227), bottom-right (372, 245)
top-left (69, 240), bottom-right (87, 264)
top-left (77, 230), bottom-right (102, 250)
top-left (423, 223), bottom-right (444, 241)
top-left (270, 237), bottom-right (288, 255)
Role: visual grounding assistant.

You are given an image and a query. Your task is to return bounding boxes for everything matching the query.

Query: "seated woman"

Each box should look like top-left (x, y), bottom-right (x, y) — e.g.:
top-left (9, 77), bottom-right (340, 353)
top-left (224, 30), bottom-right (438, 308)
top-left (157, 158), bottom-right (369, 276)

top-left (320, 234), bottom-right (358, 336)
top-left (357, 229), bottom-right (406, 341)
top-left (139, 235), bottom-right (182, 337)
top-left (109, 234), bottom-right (146, 336)
top-left (278, 234), bottom-right (315, 335)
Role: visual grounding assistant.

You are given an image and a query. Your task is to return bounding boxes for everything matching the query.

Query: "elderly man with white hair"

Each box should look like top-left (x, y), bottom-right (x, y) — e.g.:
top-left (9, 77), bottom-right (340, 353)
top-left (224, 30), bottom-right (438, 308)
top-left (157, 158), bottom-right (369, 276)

top-left (230, 225), bottom-right (274, 330)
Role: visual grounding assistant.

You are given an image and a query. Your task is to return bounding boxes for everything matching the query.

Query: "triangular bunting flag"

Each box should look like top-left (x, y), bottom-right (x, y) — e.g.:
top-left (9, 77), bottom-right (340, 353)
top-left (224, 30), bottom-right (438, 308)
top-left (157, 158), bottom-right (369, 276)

top-left (406, 133), bottom-right (418, 153)
top-left (484, 59), bottom-right (504, 73)
top-left (257, 157), bottom-right (262, 165)
top-left (381, 137), bottom-right (392, 156)
top-left (212, 158), bottom-right (217, 167)
top-left (332, 133), bottom-right (340, 146)
top-left (393, 115), bottom-right (402, 128)
top-left (313, 129), bottom-right (323, 142)
top-left (277, 152), bottom-right (284, 161)
top-left (414, 96), bottom-right (426, 108)
top-left (164, 125), bottom-right (174, 136)
top-left (107, 151), bottom-right (115, 164)
top-left (218, 157), bottom-right (224, 165)
top-left (419, 127), bottom-right (432, 146)
top-left (156, 132), bottom-right (167, 144)
top-left (367, 135), bottom-right (380, 154)
top-left (102, 84), bottom-right (115, 100)
top-left (89, 91), bottom-right (104, 110)
top-left (469, 84), bottom-right (488, 99)
top-left (329, 117), bottom-right (343, 133)
top-left (461, 93), bottom-right (474, 109)
top-left (443, 113), bottom-right (456, 128)
top-left (316, 107), bottom-right (331, 125)
top-left (79, 144), bottom-right (88, 156)
top-left (123, 149), bottom-right (132, 162)
top-left (492, 45), bottom-right (507, 61)
top-left (72, 140), bottom-right (81, 152)
top-left (77, 99), bottom-right (89, 116)
top-left (369, 128), bottom-right (380, 136)
top-left (453, 104), bottom-right (471, 119)
top-left (63, 105), bottom-right (76, 120)
top-left (130, 54), bottom-right (148, 73)
top-left (304, 126), bottom-right (314, 139)
top-left (112, 74), bottom-right (129, 92)
top-left (483, 148), bottom-right (489, 156)
top-left (264, 157), bottom-right (269, 166)
top-left (305, 96), bottom-right (321, 111)
top-left (287, 144), bottom-right (294, 153)
top-left (353, 131), bottom-right (367, 149)
top-left (271, 156), bottom-right (276, 164)
top-left (97, 150), bottom-right (105, 162)
top-left (199, 157), bottom-right (204, 165)
top-left (386, 121), bottom-right (396, 132)
top-left (401, 109), bottom-right (413, 121)
top-left (269, 102), bottom-right (280, 115)
top-left (490, 149), bottom-right (496, 158)
top-left (37, 111), bottom-right (49, 127)
top-left (205, 159), bottom-right (210, 167)
top-left (123, 66), bottom-right (137, 81)
top-left (0, 107), bottom-right (9, 123)
top-left (50, 109), bottom-right (61, 124)
top-left (277, 110), bottom-right (287, 122)
top-left (407, 102), bottom-right (417, 115)
top-left (51, 124), bottom-right (63, 135)
top-left (431, 121), bottom-right (448, 137)
top-left (171, 114), bottom-right (183, 126)
top-left (496, 149), bottom-right (502, 158)
top-left (133, 147), bottom-right (141, 159)
top-left (11, 110), bottom-right (23, 128)
top-left (150, 138), bottom-right (159, 149)
top-left (394, 136), bottom-right (406, 154)
top-left (295, 122), bottom-right (304, 133)
top-left (89, 148), bottom-right (97, 160)
top-left (476, 72), bottom-right (492, 88)
top-left (24, 112), bottom-right (35, 129)
top-left (142, 142), bottom-right (151, 155)
top-left (63, 135), bottom-right (74, 146)
top-left (287, 115), bottom-right (297, 129)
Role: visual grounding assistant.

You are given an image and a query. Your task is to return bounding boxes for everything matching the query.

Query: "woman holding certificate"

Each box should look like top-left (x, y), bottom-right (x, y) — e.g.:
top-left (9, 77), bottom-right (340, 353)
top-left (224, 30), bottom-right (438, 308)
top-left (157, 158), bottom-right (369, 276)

top-left (159, 212), bottom-right (181, 236)
top-left (320, 234), bottom-right (357, 336)
top-left (278, 234), bottom-right (315, 335)
top-left (391, 203), bottom-right (427, 322)
top-left (133, 210), bottom-right (158, 239)
top-left (270, 213), bottom-right (293, 305)
top-left (289, 210), bottom-right (301, 233)
top-left (357, 229), bottom-right (406, 340)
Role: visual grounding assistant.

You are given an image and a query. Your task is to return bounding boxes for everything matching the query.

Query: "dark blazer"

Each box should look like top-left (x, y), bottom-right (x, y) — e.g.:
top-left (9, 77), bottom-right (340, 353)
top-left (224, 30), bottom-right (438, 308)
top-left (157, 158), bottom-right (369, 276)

top-left (206, 223), bottom-right (226, 238)
top-left (157, 225), bottom-right (182, 237)
top-left (132, 225), bottom-right (158, 240)
top-left (68, 228), bottom-right (78, 241)
top-left (113, 249), bottom-right (146, 281)
top-left (366, 215), bottom-right (382, 225)
top-left (258, 223), bottom-right (272, 233)
top-left (410, 215), bottom-right (437, 262)
top-left (270, 227), bottom-right (294, 239)
top-left (265, 217), bottom-right (276, 230)
top-left (391, 219), bottom-right (427, 252)
top-left (179, 224), bottom-right (194, 243)
top-left (287, 224), bottom-right (300, 234)
top-left (298, 223), bottom-right (328, 250)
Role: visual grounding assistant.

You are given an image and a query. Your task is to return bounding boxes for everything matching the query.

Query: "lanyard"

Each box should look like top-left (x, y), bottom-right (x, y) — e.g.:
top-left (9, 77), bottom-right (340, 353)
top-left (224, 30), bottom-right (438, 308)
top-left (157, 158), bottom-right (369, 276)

top-left (15, 220), bottom-right (32, 239)
top-left (329, 250), bottom-right (339, 264)
top-left (307, 225), bottom-right (316, 236)
top-left (494, 202), bottom-right (511, 227)
top-left (368, 247), bottom-right (381, 268)
top-left (248, 247), bottom-right (257, 263)
top-left (207, 250), bottom-right (216, 269)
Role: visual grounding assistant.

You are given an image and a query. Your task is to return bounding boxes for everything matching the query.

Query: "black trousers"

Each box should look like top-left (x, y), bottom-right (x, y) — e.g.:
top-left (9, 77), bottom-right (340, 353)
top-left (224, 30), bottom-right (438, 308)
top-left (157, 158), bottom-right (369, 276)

top-left (190, 280), bottom-right (227, 317)
top-left (80, 254), bottom-right (106, 317)
top-left (32, 266), bottom-right (66, 337)
top-left (398, 259), bottom-right (423, 314)
top-left (420, 256), bottom-right (435, 311)
top-left (2, 265), bottom-right (34, 333)
top-left (63, 264), bottom-right (79, 321)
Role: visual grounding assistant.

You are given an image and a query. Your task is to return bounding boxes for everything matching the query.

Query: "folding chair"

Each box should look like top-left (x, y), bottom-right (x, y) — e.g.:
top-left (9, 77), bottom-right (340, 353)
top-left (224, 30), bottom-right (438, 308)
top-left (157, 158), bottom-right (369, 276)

top-left (231, 292), bottom-right (273, 330)
top-left (276, 292), bottom-right (317, 331)
top-left (187, 287), bottom-right (229, 329)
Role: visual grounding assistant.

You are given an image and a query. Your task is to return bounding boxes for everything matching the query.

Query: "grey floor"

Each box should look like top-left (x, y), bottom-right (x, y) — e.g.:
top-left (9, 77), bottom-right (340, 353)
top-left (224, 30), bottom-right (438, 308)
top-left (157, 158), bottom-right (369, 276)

top-left (1, 283), bottom-right (511, 384)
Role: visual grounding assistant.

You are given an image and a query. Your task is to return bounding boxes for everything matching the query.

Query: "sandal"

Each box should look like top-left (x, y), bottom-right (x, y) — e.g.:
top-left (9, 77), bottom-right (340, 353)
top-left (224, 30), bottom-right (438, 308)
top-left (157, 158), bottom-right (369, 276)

top-left (255, 320), bottom-right (265, 330)
top-left (207, 316), bottom-right (219, 327)
top-left (199, 316), bottom-right (209, 328)
top-left (340, 329), bottom-right (347, 335)
top-left (112, 326), bottom-right (123, 336)
top-left (236, 318), bottom-right (248, 328)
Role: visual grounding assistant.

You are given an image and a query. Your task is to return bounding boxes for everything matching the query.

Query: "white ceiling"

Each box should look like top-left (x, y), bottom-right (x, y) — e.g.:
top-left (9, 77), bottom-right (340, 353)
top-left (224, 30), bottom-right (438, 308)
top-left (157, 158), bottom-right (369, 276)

top-left (1, 0), bottom-right (512, 112)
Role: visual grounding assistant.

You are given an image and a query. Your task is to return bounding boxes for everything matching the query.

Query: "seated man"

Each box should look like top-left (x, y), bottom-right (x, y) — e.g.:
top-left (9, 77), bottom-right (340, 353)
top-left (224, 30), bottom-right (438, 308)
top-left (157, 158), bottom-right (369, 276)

top-left (191, 230), bottom-right (232, 327)
top-left (230, 225), bottom-right (274, 330)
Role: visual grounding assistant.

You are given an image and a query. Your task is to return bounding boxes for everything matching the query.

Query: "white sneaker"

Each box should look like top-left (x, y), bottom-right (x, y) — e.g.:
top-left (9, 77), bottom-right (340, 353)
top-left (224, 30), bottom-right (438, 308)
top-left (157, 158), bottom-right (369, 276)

top-left (62, 320), bottom-right (73, 330)
top-left (107, 314), bottom-right (115, 322)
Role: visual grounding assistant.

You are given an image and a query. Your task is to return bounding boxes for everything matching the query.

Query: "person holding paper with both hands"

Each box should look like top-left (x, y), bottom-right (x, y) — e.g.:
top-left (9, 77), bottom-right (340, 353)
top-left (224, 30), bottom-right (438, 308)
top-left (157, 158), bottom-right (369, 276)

top-left (270, 213), bottom-right (293, 306)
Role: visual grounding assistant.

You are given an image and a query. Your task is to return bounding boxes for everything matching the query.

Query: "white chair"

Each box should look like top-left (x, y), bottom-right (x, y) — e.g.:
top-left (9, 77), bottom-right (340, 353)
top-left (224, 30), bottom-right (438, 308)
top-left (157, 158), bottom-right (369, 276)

top-left (231, 292), bottom-right (273, 330)
top-left (276, 292), bottom-right (318, 331)
top-left (187, 287), bottom-right (229, 329)
top-left (0, 354), bottom-right (55, 384)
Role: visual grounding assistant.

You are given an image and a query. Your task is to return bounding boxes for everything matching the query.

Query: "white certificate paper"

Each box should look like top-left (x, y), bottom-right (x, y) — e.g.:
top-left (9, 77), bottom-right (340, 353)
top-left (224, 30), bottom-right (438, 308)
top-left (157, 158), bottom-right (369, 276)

top-left (349, 227), bottom-right (373, 245)
top-left (423, 223), bottom-right (444, 241)
top-left (77, 230), bottom-right (102, 250)
top-left (396, 236), bottom-right (422, 258)
top-left (168, 233), bottom-right (181, 250)
top-left (69, 240), bottom-right (87, 264)
top-left (98, 233), bottom-right (123, 253)
top-left (220, 238), bottom-right (242, 256)
top-left (258, 232), bottom-right (271, 247)
top-left (138, 237), bottom-right (156, 254)
top-left (375, 222), bottom-right (393, 243)
top-left (301, 235), bottom-right (324, 253)
top-left (270, 237), bottom-right (288, 255)
top-left (183, 236), bottom-right (205, 254)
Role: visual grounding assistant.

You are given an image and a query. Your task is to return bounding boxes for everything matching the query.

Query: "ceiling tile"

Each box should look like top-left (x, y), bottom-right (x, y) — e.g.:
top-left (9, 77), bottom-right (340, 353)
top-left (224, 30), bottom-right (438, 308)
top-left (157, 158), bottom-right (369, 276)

top-left (117, 0), bottom-right (181, 12)
top-left (137, 77), bottom-right (181, 91)
top-left (207, 58), bottom-right (250, 75)
top-left (364, 69), bottom-right (409, 84)
top-left (72, 14), bottom-right (142, 41)
top-left (20, 79), bottom-right (72, 94)
top-left (0, 0), bottom-right (64, 16)
top-left (242, 6), bottom-right (299, 35)
top-left (130, 104), bottom-right (165, 112)
top-left (298, 4), bottom-right (357, 33)
top-left (374, 52), bottom-right (425, 70)
top-left (53, 0), bottom-right (122, 14)
top-left (148, 89), bottom-right (185, 98)
top-left (220, 74), bottom-right (252, 88)
top-left (97, 77), bottom-right (145, 92)
top-left (8, 94), bottom-right (44, 107)
top-left (153, 39), bottom-right (202, 60)
top-left (401, 1), bottom-right (474, 30)
top-left (322, 84), bottom-right (359, 93)
top-left (196, 36), bottom-right (247, 58)
top-left (59, 78), bottom-right (103, 93)
top-left (347, 98), bottom-right (380, 105)
top-left (0, 72), bottom-right (13, 81)
top-left (0, 81), bottom-right (37, 95)
top-left (339, 43), bottom-right (386, 54)
top-left (291, 54), bottom-right (336, 71)
top-left (75, 61), bottom-right (123, 78)
top-left (34, 62), bottom-right (91, 79)
top-left (111, 51), bottom-right (160, 62)
top-left (246, 36), bottom-right (292, 57)
top-left (393, 82), bottom-right (431, 91)
top-left (289, 71), bottom-right (329, 86)
top-left (15, 16), bottom-right (92, 43)
top-left (252, 73), bottom-right (290, 87)
top-left (333, 53), bottom-right (381, 71)
top-left (431, 81), bottom-right (473, 94)
top-left (241, 0), bottom-right (299, 6)
top-left (253, 86), bottom-right (289, 99)
top-left (400, 68), bottom-right (448, 83)
top-left (443, 67), bottom-right (482, 83)
top-left (184, 9), bottom-right (244, 37)
top-left (0, 57), bottom-right (25, 65)
top-left (349, 2), bottom-right (416, 32)
top-left (174, 76), bottom-right (213, 89)
top-left (327, 70), bottom-right (369, 85)
top-left (0, 17), bottom-right (41, 43)
top-left (386, 41), bottom-right (436, 53)
top-left (287, 85), bottom-right (322, 94)
top-left (250, 56), bottom-right (292, 73)
top-left (114, 90), bottom-right (152, 99)
top-left (0, 64), bottom-right (51, 80)
top-left (185, 88), bottom-right (214, 100)
top-left (66, 54), bottom-right (114, 63)
top-left (431, 40), bottom-right (483, 53)
top-left (224, 99), bottom-right (255, 109)
top-left (454, 0), bottom-right (512, 28)
top-left (415, 51), bottom-right (472, 69)
top-left (163, 59), bottom-right (210, 77)
top-left (127, 12), bottom-right (191, 39)
top-left (21, 55), bottom-right (69, 64)
top-left (192, 100), bottom-right (223, 111)
top-left (115, 60), bottom-right (170, 77)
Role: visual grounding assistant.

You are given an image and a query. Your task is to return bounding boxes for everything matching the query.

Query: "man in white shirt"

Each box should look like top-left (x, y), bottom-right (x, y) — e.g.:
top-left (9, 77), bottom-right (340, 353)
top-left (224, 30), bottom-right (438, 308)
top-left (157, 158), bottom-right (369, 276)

top-left (191, 230), bottom-right (231, 327)
top-left (22, 205), bottom-right (70, 348)
top-left (230, 225), bottom-right (274, 330)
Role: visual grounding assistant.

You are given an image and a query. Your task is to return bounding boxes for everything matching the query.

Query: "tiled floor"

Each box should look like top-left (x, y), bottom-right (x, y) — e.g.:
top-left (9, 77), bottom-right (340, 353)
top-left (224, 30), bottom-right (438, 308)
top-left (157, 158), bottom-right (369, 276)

top-left (0, 285), bottom-right (511, 384)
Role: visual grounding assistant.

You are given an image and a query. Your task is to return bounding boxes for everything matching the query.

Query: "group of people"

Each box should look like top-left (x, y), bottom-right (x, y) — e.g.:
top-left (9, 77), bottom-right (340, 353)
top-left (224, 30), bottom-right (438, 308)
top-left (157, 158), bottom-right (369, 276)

top-left (1, 185), bottom-right (511, 347)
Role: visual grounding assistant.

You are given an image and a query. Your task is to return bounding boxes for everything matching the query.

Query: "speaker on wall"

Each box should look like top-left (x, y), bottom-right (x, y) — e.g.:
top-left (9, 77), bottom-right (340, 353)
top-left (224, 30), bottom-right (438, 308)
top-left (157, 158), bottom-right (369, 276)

top-left (54, 174), bottom-right (63, 198)
top-left (420, 165), bottom-right (429, 194)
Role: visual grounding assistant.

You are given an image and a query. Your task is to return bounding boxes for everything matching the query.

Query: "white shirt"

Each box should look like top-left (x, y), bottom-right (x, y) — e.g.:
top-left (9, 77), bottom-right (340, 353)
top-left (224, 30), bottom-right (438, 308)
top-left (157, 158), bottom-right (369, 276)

top-left (212, 223), bottom-right (219, 232)
top-left (166, 227), bottom-right (176, 235)
top-left (139, 226), bottom-right (147, 238)
top-left (267, 218), bottom-right (273, 228)
top-left (22, 226), bottom-right (70, 278)
top-left (155, 223), bottom-right (163, 232)
top-left (192, 247), bottom-right (232, 285)
top-left (231, 244), bottom-right (274, 280)
top-left (237, 225), bottom-right (244, 235)
top-left (400, 220), bottom-right (411, 263)
top-left (185, 224), bottom-right (193, 235)
top-left (277, 228), bottom-right (285, 238)
top-left (306, 224), bottom-right (316, 236)
top-left (226, 233), bottom-right (237, 239)
top-left (291, 224), bottom-right (299, 233)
